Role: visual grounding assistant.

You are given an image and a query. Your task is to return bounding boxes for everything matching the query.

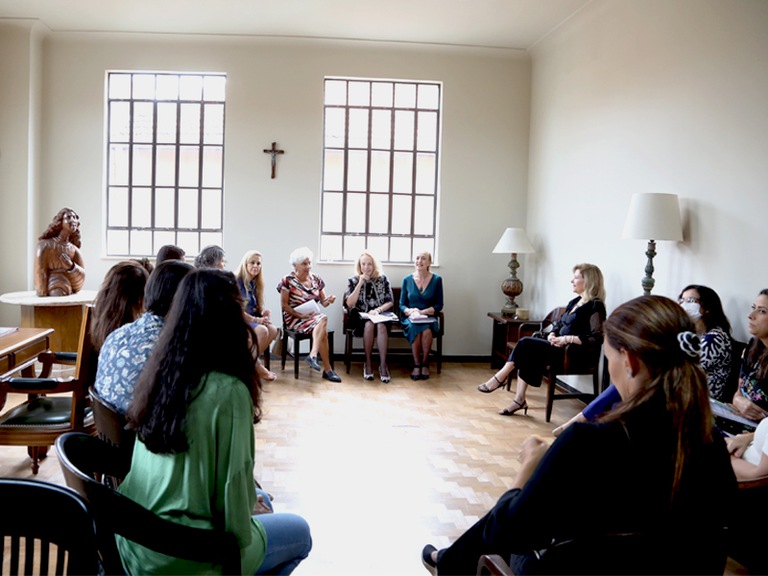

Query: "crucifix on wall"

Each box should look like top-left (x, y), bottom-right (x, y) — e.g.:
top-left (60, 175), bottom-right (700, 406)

top-left (263, 142), bottom-right (285, 179)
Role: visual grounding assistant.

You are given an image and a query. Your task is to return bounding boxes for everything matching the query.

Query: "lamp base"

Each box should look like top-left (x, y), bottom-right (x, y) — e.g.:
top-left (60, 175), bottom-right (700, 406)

top-left (501, 299), bottom-right (519, 316)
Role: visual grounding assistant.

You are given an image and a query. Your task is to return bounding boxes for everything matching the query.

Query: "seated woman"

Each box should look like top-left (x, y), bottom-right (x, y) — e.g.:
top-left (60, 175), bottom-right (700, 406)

top-left (422, 296), bottom-right (737, 576)
top-left (276, 246), bottom-right (341, 382)
top-left (726, 289), bottom-right (768, 431)
top-left (554, 284), bottom-right (735, 435)
top-left (90, 260), bottom-right (151, 351)
top-left (725, 402), bottom-right (768, 574)
top-left (344, 251), bottom-right (395, 383)
top-left (478, 263), bottom-right (606, 417)
top-left (236, 250), bottom-right (278, 382)
top-left (155, 244), bottom-right (186, 264)
top-left (34, 207), bottom-right (86, 297)
top-left (119, 269), bottom-right (312, 574)
top-left (400, 251), bottom-right (444, 381)
top-left (194, 244), bottom-right (226, 269)
top-left (95, 260), bottom-right (194, 414)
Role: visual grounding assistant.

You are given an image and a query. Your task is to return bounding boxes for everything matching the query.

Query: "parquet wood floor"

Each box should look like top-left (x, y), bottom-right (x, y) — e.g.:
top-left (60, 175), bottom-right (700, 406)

top-left (0, 361), bottom-right (748, 575)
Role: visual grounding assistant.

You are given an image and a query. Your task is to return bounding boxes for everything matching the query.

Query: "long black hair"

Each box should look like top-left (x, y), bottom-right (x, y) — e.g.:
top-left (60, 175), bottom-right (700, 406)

top-left (678, 284), bottom-right (732, 334)
top-left (128, 268), bottom-right (261, 454)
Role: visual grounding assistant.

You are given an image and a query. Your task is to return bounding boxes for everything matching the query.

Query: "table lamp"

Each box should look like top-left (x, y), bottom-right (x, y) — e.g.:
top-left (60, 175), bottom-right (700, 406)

top-left (622, 193), bottom-right (683, 295)
top-left (492, 228), bottom-right (535, 315)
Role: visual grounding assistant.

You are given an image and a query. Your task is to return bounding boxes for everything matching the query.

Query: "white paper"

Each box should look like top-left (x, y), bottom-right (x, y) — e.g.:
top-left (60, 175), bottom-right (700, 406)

top-left (360, 311), bottom-right (398, 324)
top-left (409, 314), bottom-right (435, 324)
top-left (710, 399), bottom-right (760, 428)
top-left (294, 299), bottom-right (321, 315)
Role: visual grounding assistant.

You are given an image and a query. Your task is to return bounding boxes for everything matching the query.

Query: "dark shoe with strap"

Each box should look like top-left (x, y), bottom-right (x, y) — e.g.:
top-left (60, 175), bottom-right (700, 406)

top-left (478, 374), bottom-right (504, 393)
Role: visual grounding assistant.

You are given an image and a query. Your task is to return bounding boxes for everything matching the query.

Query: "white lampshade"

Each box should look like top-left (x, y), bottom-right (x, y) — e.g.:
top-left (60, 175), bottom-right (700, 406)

top-left (492, 228), bottom-right (535, 254)
top-left (622, 193), bottom-right (683, 242)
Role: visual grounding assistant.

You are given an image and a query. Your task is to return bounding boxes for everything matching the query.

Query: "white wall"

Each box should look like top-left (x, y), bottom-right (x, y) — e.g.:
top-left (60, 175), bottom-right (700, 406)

top-left (0, 21), bottom-right (44, 321)
top-left (1, 30), bottom-right (531, 355)
top-left (527, 0), bottom-right (768, 342)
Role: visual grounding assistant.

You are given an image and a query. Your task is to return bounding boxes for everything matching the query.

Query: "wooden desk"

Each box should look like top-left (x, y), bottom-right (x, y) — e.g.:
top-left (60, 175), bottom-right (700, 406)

top-left (487, 312), bottom-right (540, 369)
top-left (0, 327), bottom-right (53, 409)
top-left (0, 290), bottom-right (95, 352)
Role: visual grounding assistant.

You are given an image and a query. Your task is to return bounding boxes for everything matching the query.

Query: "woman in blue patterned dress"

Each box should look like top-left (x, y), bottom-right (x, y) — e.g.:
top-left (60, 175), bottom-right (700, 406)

top-left (276, 247), bottom-right (341, 382)
top-left (400, 251), bottom-right (444, 381)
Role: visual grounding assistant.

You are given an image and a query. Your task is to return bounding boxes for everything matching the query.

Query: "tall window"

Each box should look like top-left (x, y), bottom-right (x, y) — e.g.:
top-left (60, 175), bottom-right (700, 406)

top-left (105, 72), bottom-right (226, 257)
top-left (320, 77), bottom-right (441, 264)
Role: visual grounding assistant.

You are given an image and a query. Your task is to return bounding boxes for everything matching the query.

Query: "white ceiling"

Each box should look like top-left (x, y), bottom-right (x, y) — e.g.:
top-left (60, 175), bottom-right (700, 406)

top-left (0, 0), bottom-right (592, 50)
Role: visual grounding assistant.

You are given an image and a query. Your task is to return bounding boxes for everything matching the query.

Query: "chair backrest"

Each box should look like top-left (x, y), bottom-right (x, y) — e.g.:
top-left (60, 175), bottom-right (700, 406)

top-left (89, 385), bottom-right (136, 486)
top-left (0, 478), bottom-right (100, 575)
top-left (55, 432), bottom-right (241, 575)
top-left (70, 305), bottom-right (97, 425)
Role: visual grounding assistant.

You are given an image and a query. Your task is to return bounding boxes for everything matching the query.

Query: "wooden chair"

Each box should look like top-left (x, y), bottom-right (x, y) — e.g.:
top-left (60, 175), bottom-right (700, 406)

top-left (56, 432), bottom-right (241, 575)
top-left (343, 286), bottom-right (444, 374)
top-left (89, 385), bottom-right (135, 487)
top-left (0, 305), bottom-right (96, 473)
top-left (1, 477), bottom-right (100, 575)
top-left (280, 324), bottom-right (334, 379)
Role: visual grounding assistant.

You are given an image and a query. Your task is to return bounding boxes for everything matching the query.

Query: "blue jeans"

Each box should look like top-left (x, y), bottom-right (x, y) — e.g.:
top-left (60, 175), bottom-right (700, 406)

top-left (254, 513), bottom-right (312, 575)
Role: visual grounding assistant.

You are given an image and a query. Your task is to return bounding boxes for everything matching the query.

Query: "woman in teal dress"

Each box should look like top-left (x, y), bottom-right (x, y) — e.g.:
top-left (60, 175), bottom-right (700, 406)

top-left (400, 251), bottom-right (444, 380)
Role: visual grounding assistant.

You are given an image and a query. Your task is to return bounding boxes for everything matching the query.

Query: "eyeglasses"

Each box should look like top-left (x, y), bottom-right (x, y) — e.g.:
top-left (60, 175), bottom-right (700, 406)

top-left (678, 297), bottom-right (700, 305)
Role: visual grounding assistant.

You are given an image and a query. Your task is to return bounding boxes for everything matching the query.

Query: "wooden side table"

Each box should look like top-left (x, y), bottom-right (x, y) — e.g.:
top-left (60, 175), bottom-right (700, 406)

top-left (487, 312), bottom-right (541, 369)
top-left (0, 290), bottom-right (97, 353)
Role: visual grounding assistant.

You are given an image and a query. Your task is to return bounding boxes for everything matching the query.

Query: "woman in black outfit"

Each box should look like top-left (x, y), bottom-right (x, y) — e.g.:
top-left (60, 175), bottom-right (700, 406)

top-left (478, 263), bottom-right (606, 417)
top-left (424, 295), bottom-right (737, 575)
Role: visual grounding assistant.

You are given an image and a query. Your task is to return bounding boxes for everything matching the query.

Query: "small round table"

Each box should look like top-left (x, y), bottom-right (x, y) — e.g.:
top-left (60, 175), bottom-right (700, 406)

top-left (0, 290), bottom-right (98, 352)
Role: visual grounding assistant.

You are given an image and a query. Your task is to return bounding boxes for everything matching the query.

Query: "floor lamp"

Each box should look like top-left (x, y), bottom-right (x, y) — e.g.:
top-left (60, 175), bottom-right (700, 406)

top-left (622, 193), bottom-right (683, 295)
top-left (492, 227), bottom-right (535, 315)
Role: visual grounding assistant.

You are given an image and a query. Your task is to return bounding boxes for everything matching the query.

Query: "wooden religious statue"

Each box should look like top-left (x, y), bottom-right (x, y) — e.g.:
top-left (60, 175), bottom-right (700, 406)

top-left (34, 207), bottom-right (86, 297)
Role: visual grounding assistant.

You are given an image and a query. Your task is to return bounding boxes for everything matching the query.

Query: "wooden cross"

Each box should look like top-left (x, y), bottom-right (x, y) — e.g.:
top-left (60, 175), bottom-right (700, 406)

top-left (263, 142), bottom-right (285, 179)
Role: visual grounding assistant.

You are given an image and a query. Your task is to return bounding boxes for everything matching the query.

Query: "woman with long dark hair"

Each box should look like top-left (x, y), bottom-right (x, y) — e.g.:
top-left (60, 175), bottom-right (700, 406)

top-left (90, 260), bottom-right (150, 351)
top-left (730, 289), bottom-right (768, 423)
top-left (423, 296), bottom-right (736, 575)
top-left (120, 269), bottom-right (311, 575)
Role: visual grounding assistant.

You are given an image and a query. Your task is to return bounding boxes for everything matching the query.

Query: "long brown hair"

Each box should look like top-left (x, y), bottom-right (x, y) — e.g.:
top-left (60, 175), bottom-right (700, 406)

top-left (91, 260), bottom-right (149, 350)
top-left (601, 295), bottom-right (714, 500)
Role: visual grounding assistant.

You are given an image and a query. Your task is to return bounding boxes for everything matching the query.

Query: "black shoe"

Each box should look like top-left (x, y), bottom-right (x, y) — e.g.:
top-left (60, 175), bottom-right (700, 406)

top-left (323, 369), bottom-right (342, 382)
top-left (421, 544), bottom-right (438, 575)
top-left (305, 355), bottom-right (321, 371)
top-left (411, 364), bottom-right (422, 381)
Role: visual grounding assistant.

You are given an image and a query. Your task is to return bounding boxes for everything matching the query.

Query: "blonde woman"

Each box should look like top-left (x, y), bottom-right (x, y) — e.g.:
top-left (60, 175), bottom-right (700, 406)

top-left (344, 251), bottom-right (395, 382)
top-left (478, 263), bottom-right (606, 417)
top-left (236, 250), bottom-right (278, 382)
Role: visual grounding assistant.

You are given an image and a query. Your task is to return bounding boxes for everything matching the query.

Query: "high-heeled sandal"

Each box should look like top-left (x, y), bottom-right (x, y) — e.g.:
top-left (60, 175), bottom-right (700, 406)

top-left (477, 375), bottom-right (504, 393)
top-left (363, 364), bottom-right (374, 381)
top-left (499, 399), bottom-right (528, 416)
top-left (411, 364), bottom-right (422, 381)
top-left (379, 365), bottom-right (391, 383)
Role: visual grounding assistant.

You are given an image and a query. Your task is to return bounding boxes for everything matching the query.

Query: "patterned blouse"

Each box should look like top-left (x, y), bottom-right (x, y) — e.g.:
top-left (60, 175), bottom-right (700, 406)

top-left (344, 274), bottom-right (394, 313)
top-left (94, 312), bottom-right (164, 414)
top-left (700, 327), bottom-right (732, 402)
top-left (739, 337), bottom-right (768, 410)
top-left (276, 272), bottom-right (326, 334)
